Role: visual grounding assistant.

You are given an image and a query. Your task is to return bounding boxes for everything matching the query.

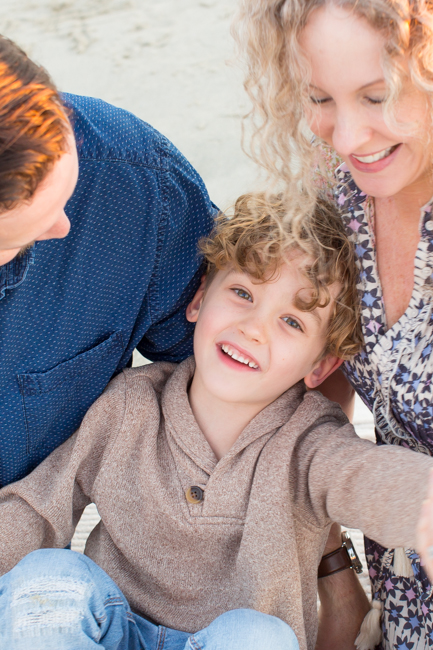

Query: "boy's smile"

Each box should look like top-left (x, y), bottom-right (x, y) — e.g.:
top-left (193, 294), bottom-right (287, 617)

top-left (186, 255), bottom-right (342, 458)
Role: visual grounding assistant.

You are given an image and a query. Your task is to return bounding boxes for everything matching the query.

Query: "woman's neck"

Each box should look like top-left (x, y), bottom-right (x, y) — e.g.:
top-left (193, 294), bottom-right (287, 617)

top-left (374, 178), bottom-right (433, 327)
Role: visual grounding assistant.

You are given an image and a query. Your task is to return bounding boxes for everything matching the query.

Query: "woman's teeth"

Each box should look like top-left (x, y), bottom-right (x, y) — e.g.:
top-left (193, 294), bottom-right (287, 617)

top-left (352, 145), bottom-right (398, 164)
top-left (221, 344), bottom-right (258, 369)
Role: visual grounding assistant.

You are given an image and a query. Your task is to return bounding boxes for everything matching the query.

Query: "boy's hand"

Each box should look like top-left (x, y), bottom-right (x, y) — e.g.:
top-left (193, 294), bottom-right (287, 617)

top-left (416, 469), bottom-right (433, 582)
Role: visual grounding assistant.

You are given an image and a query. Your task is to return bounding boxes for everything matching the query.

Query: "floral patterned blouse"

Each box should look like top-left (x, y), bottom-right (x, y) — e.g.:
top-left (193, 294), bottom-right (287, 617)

top-left (335, 162), bottom-right (433, 650)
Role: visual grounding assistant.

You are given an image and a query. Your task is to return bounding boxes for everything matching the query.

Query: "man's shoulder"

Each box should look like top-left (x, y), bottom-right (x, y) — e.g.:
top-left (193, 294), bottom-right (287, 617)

top-left (62, 92), bottom-right (166, 168)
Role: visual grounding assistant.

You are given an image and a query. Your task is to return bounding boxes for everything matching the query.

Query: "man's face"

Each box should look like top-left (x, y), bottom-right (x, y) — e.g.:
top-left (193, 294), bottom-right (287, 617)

top-left (186, 256), bottom-right (342, 413)
top-left (0, 129), bottom-right (79, 266)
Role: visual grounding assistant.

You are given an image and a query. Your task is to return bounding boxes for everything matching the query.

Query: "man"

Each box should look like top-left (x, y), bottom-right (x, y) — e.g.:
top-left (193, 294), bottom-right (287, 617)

top-left (0, 35), bottom-right (216, 486)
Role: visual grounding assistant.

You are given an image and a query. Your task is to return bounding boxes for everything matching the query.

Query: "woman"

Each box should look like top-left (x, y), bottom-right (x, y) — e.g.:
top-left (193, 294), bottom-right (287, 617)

top-left (234, 1), bottom-right (433, 649)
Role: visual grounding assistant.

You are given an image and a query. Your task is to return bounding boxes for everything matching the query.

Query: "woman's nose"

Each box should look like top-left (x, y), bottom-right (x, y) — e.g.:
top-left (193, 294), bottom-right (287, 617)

top-left (331, 106), bottom-right (373, 157)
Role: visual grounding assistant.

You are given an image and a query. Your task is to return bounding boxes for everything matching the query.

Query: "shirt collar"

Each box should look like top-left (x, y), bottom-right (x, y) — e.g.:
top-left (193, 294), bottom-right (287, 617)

top-left (334, 163), bottom-right (368, 210)
top-left (0, 245), bottom-right (35, 301)
top-left (161, 356), bottom-right (306, 474)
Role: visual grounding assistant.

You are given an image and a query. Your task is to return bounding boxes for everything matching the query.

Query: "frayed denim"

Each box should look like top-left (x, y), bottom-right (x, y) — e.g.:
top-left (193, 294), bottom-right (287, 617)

top-left (0, 550), bottom-right (299, 650)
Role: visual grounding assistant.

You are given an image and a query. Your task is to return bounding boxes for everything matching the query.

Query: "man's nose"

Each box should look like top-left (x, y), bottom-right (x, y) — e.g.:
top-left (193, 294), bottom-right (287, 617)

top-left (331, 106), bottom-right (373, 157)
top-left (37, 211), bottom-right (71, 241)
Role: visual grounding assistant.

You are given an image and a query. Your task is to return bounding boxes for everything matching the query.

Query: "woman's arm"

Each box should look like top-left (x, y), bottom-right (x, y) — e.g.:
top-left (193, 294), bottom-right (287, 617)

top-left (315, 371), bottom-right (369, 650)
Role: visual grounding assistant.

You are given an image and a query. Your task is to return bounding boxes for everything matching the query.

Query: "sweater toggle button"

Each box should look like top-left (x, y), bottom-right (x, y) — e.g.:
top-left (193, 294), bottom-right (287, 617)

top-left (186, 486), bottom-right (204, 504)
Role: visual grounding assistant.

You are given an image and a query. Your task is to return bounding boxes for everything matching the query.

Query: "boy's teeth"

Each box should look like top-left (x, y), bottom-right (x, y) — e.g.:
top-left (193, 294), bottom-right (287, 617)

top-left (352, 145), bottom-right (396, 164)
top-left (221, 344), bottom-right (258, 369)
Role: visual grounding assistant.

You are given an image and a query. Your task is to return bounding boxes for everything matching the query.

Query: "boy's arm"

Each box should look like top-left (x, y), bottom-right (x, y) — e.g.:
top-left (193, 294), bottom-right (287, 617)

top-left (293, 392), bottom-right (433, 546)
top-left (0, 372), bottom-right (127, 576)
top-left (316, 524), bottom-right (370, 650)
top-left (417, 470), bottom-right (433, 582)
top-left (297, 413), bottom-right (433, 547)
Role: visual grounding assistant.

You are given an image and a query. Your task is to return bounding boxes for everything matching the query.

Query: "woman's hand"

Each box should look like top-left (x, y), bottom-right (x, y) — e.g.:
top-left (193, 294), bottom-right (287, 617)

top-left (416, 470), bottom-right (433, 581)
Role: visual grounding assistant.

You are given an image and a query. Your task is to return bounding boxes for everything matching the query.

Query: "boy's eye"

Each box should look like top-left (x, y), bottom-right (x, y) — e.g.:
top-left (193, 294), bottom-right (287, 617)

top-left (282, 316), bottom-right (302, 331)
top-left (232, 288), bottom-right (252, 302)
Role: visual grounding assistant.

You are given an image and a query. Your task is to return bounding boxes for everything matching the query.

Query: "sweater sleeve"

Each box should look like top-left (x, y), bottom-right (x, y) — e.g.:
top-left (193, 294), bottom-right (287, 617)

top-left (0, 371), bottom-right (127, 576)
top-left (292, 395), bottom-right (433, 549)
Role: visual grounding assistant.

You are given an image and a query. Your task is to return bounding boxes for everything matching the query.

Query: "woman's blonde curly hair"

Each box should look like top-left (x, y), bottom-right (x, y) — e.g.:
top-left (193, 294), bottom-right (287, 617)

top-left (232, 0), bottom-right (433, 223)
top-left (199, 193), bottom-right (363, 360)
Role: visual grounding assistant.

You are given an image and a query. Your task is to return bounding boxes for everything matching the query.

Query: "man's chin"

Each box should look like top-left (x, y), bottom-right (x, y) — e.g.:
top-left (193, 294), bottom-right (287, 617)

top-left (17, 241), bottom-right (35, 257)
top-left (0, 242), bottom-right (35, 266)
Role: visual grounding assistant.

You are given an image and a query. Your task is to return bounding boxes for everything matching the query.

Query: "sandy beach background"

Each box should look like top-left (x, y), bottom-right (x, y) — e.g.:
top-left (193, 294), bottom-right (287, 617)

top-left (1, 0), bottom-right (374, 594)
top-left (1, 0), bottom-right (257, 210)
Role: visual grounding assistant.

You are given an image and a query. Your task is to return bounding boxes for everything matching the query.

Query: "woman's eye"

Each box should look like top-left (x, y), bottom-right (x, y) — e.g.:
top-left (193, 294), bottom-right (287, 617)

top-left (282, 316), bottom-right (302, 331)
top-left (309, 96), bottom-right (331, 105)
top-left (232, 288), bottom-right (252, 302)
top-left (365, 96), bottom-right (385, 105)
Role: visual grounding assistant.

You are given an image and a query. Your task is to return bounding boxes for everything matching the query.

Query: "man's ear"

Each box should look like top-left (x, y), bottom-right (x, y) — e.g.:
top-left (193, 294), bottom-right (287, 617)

top-left (185, 275), bottom-right (207, 323)
top-left (304, 355), bottom-right (344, 389)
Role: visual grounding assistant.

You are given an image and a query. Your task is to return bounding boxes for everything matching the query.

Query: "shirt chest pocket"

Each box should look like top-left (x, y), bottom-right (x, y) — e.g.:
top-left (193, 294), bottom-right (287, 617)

top-left (17, 331), bottom-right (124, 471)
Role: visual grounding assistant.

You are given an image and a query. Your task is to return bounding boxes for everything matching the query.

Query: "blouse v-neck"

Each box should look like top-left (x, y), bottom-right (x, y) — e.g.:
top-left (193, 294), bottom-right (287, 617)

top-left (335, 163), bottom-right (433, 456)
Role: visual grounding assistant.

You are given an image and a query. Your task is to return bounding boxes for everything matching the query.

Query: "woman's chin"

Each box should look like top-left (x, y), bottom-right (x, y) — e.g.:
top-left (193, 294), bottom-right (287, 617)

top-left (348, 169), bottom-right (408, 200)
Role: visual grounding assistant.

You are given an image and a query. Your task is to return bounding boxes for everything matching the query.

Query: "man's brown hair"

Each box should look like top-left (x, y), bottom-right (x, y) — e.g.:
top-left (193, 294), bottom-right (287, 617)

top-left (199, 193), bottom-right (363, 360)
top-left (0, 36), bottom-right (69, 212)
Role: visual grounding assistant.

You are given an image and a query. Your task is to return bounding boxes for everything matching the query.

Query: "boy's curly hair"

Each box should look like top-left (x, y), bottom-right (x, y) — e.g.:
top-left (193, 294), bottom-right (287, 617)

top-left (199, 193), bottom-right (363, 360)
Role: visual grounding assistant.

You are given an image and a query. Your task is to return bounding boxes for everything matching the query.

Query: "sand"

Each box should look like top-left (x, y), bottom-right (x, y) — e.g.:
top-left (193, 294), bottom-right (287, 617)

top-left (0, 0), bottom-right (258, 210)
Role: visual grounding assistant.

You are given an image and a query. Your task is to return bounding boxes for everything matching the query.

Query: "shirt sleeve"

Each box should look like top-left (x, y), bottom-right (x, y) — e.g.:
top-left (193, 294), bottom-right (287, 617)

top-left (0, 372), bottom-right (127, 576)
top-left (136, 135), bottom-right (218, 363)
top-left (293, 395), bottom-right (433, 549)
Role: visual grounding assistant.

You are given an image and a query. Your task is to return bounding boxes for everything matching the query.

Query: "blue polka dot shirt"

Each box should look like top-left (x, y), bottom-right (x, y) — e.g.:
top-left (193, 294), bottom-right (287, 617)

top-left (0, 93), bottom-right (217, 486)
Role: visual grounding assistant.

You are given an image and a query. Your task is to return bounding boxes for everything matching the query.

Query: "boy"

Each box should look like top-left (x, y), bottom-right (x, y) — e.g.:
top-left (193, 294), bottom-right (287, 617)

top-left (0, 194), bottom-right (431, 650)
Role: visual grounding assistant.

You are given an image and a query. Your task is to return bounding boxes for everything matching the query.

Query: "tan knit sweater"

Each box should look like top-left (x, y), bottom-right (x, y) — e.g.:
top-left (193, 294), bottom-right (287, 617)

top-left (0, 358), bottom-right (431, 650)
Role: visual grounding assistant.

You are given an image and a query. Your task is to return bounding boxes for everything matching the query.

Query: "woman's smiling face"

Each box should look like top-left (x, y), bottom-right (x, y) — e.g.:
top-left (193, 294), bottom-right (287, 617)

top-left (299, 4), bottom-right (433, 202)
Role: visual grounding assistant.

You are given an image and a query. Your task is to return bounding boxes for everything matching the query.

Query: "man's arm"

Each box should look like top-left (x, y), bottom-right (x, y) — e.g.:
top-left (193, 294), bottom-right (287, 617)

top-left (316, 524), bottom-right (370, 650)
top-left (317, 368), bottom-right (356, 420)
top-left (315, 373), bottom-right (368, 649)
top-left (137, 133), bottom-right (217, 363)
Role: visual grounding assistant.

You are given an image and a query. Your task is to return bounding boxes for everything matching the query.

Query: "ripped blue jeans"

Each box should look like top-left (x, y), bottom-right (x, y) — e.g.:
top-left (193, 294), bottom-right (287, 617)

top-left (0, 549), bottom-right (299, 650)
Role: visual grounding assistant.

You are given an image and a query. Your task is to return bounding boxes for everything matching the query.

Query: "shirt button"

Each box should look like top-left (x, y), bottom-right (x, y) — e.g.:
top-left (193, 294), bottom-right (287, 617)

top-left (186, 486), bottom-right (204, 504)
top-left (425, 220), bottom-right (433, 231)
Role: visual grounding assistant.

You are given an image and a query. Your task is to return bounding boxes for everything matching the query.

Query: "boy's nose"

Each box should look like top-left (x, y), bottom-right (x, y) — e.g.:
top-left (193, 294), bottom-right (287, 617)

top-left (238, 316), bottom-right (267, 344)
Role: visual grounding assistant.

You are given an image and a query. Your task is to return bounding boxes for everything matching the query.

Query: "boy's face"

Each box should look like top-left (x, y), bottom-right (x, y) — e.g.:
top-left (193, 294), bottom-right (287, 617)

top-left (186, 255), bottom-right (342, 411)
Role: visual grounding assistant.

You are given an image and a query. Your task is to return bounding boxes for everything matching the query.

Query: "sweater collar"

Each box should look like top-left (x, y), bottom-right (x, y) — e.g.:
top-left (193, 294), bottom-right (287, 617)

top-left (161, 356), bottom-right (306, 474)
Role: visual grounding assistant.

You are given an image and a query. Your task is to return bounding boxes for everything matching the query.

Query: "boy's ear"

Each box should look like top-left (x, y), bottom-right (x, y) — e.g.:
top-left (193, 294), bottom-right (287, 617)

top-left (185, 275), bottom-right (207, 323)
top-left (304, 355), bottom-right (344, 389)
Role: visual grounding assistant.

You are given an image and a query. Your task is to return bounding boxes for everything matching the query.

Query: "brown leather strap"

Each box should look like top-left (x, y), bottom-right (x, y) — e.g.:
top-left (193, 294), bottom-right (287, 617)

top-left (318, 545), bottom-right (352, 578)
